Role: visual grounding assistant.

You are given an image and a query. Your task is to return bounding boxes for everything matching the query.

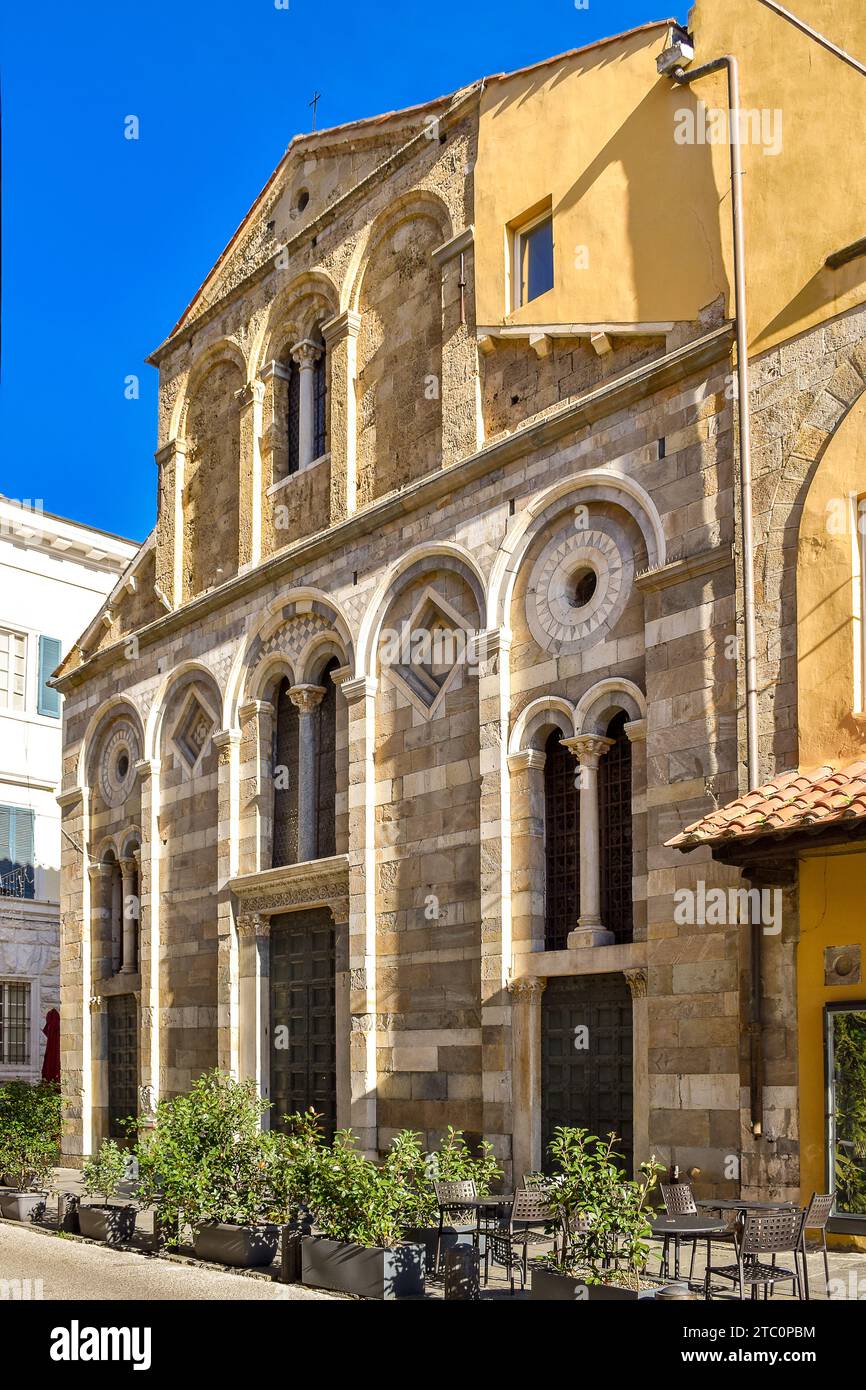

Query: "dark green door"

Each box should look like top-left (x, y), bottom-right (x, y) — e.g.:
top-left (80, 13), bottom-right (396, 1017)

top-left (107, 993), bottom-right (138, 1140)
top-left (541, 972), bottom-right (633, 1174)
top-left (270, 909), bottom-right (336, 1137)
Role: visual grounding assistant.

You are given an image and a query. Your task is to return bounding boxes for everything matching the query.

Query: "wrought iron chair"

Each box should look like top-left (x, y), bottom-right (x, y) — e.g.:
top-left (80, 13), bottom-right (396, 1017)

top-left (522, 1172), bottom-right (549, 1191)
top-left (656, 1183), bottom-right (700, 1283)
top-left (432, 1179), bottom-right (478, 1276)
top-left (485, 1190), bottom-right (560, 1293)
top-left (801, 1192), bottom-right (834, 1299)
top-left (704, 1208), bottom-right (806, 1301)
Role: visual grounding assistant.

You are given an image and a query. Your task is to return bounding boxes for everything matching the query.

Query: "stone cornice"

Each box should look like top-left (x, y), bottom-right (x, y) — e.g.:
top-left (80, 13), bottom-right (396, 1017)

top-left (515, 940), bottom-right (647, 980)
top-left (55, 324), bottom-right (734, 694)
top-left (635, 541), bottom-right (734, 592)
top-left (229, 853), bottom-right (349, 919)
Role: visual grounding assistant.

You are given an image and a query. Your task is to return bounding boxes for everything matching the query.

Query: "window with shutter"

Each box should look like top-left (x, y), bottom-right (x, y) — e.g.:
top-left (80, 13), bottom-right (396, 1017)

top-left (0, 629), bottom-right (26, 711)
top-left (0, 981), bottom-right (31, 1065)
top-left (38, 635), bottom-right (62, 718)
top-left (0, 805), bottom-right (35, 899)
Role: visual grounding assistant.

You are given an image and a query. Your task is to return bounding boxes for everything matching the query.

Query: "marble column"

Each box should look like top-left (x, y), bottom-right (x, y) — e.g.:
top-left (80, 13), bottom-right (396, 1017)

top-left (238, 912), bottom-right (271, 1123)
top-left (120, 855), bottom-right (139, 973)
top-left (508, 977), bottom-right (547, 1181)
top-left (288, 684), bottom-right (326, 863)
top-left (290, 339), bottom-right (323, 471)
top-left (562, 733), bottom-right (614, 947)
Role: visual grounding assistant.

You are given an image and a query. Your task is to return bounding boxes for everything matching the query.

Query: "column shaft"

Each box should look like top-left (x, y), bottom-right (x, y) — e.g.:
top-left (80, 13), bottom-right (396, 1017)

top-left (288, 685), bottom-right (326, 863)
top-left (562, 734), bottom-right (614, 948)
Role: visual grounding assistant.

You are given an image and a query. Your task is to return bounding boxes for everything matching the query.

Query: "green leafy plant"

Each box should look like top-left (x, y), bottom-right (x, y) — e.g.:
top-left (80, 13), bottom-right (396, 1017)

top-left (133, 1070), bottom-right (271, 1235)
top-left (383, 1127), bottom-right (503, 1230)
top-left (542, 1127), bottom-right (664, 1289)
top-left (260, 1110), bottom-right (325, 1226)
top-left (82, 1139), bottom-right (127, 1205)
top-left (303, 1129), bottom-right (411, 1249)
top-left (0, 1081), bottom-right (62, 1192)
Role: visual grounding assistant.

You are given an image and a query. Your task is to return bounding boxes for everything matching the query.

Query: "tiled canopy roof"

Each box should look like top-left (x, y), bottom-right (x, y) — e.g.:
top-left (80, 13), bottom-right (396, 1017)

top-left (667, 760), bottom-right (866, 851)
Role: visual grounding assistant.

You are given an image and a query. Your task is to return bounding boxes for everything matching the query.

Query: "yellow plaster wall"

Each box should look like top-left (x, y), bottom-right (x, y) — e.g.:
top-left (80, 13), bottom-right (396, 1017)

top-left (798, 850), bottom-right (866, 1236)
top-left (797, 391), bottom-right (866, 767)
top-left (474, 3), bottom-right (866, 352)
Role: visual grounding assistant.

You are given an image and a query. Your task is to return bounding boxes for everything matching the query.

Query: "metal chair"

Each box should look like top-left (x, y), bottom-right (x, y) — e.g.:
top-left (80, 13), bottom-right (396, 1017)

top-left (704, 1208), bottom-right (806, 1301)
top-left (657, 1183), bottom-right (699, 1283)
top-left (485, 1190), bottom-right (559, 1293)
top-left (432, 1179), bottom-right (477, 1276)
top-left (801, 1192), bottom-right (834, 1299)
top-left (522, 1172), bottom-right (549, 1191)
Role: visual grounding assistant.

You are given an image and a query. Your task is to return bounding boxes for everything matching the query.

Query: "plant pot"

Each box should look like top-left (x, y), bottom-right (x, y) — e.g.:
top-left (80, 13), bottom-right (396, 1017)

top-left (530, 1267), bottom-right (655, 1301)
top-left (403, 1224), bottom-right (474, 1269)
top-left (0, 1191), bottom-right (48, 1223)
top-left (302, 1235), bottom-right (425, 1300)
top-left (78, 1203), bottom-right (137, 1245)
top-left (193, 1221), bottom-right (280, 1269)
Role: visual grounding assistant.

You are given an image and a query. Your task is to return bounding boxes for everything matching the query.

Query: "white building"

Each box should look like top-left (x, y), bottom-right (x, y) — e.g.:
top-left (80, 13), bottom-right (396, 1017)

top-left (0, 497), bottom-right (137, 1081)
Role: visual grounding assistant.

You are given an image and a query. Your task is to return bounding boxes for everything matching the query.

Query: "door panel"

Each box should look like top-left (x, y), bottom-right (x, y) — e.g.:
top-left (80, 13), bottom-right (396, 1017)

top-left (541, 972), bottom-right (633, 1174)
top-left (107, 993), bottom-right (138, 1141)
top-left (270, 909), bottom-right (336, 1138)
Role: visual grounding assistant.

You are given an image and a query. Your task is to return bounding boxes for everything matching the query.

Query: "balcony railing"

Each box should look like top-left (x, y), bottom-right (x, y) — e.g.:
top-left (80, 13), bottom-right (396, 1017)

top-left (0, 865), bottom-right (35, 900)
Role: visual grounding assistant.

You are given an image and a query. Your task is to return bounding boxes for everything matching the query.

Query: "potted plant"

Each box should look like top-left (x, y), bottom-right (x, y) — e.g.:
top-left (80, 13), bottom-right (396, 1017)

top-left (300, 1129), bottom-right (425, 1299)
top-left (388, 1126), bottom-right (502, 1266)
top-left (0, 1081), bottom-right (60, 1223)
top-left (530, 1128), bottom-right (664, 1301)
top-left (134, 1070), bottom-right (279, 1268)
top-left (79, 1139), bottom-right (137, 1244)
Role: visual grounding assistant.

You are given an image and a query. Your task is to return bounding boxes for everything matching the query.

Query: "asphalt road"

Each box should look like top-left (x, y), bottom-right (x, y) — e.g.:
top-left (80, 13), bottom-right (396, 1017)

top-left (0, 1222), bottom-right (330, 1301)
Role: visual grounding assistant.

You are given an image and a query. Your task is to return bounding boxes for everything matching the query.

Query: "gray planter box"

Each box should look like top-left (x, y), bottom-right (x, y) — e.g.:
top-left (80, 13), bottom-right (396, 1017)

top-left (78, 1204), bottom-right (137, 1245)
top-left (302, 1235), bottom-right (425, 1299)
top-left (530, 1267), bottom-right (655, 1301)
top-left (193, 1221), bottom-right (280, 1268)
top-left (0, 1192), bottom-right (48, 1223)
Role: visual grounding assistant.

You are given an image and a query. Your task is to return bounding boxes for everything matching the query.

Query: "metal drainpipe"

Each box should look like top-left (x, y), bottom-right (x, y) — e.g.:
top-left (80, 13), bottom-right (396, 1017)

top-left (670, 55), bottom-right (764, 1138)
top-left (672, 56), bottom-right (759, 795)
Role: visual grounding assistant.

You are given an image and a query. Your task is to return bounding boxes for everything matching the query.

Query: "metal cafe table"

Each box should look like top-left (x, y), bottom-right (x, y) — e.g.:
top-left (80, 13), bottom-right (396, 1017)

top-left (650, 1213), bottom-right (731, 1282)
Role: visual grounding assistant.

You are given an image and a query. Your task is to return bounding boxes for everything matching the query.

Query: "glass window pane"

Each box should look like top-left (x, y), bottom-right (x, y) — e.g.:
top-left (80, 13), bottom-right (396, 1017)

top-left (523, 217), bottom-right (554, 304)
top-left (0, 981), bottom-right (31, 1065)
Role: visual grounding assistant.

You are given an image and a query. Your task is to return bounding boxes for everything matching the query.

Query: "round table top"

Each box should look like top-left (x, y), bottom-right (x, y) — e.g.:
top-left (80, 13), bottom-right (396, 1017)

top-left (651, 1214), bottom-right (730, 1235)
top-left (696, 1199), bottom-right (798, 1212)
top-left (472, 1194), bottom-right (515, 1207)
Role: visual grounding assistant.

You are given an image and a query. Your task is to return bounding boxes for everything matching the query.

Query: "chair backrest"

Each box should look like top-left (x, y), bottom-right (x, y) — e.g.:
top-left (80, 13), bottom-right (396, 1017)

top-left (661, 1183), bottom-right (697, 1216)
top-left (434, 1179), bottom-right (477, 1207)
top-left (510, 1189), bottom-right (554, 1225)
top-left (522, 1173), bottom-right (549, 1191)
top-left (739, 1208), bottom-right (804, 1257)
top-left (804, 1192), bottom-right (834, 1230)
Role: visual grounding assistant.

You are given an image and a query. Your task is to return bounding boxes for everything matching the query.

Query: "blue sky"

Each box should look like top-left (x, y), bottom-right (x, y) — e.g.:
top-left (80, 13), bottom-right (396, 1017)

top-left (0, 0), bottom-right (674, 542)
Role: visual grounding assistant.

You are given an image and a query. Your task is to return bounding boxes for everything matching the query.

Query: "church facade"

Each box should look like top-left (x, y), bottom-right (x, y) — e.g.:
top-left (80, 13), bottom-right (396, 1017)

top-left (56, 6), bottom-right (866, 1200)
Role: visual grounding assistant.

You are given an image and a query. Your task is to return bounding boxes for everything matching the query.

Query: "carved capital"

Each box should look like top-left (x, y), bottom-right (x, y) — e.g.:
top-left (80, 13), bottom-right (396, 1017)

top-left (561, 734), bottom-right (614, 770)
top-left (625, 967), bottom-right (648, 999)
top-left (237, 912), bottom-right (270, 939)
top-left (507, 977), bottom-right (547, 1000)
top-left (340, 675), bottom-right (377, 704)
top-left (290, 338), bottom-right (323, 369)
top-left (288, 683), bottom-right (326, 715)
top-left (507, 749), bottom-right (547, 775)
top-left (235, 379), bottom-right (265, 409)
top-left (321, 309), bottom-right (361, 345)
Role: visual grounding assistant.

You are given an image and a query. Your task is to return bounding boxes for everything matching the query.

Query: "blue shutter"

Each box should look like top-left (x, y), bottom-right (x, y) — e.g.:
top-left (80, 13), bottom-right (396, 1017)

top-left (0, 805), bottom-right (35, 898)
top-left (37, 635), bottom-right (62, 717)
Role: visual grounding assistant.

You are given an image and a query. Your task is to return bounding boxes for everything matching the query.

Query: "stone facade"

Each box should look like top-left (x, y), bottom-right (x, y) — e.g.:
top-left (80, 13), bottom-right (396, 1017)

top-left (55, 35), bottom-right (866, 1200)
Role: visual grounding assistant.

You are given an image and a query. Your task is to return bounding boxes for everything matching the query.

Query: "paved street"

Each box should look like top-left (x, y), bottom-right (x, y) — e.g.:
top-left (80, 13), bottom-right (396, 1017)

top-left (0, 1223), bottom-right (330, 1301)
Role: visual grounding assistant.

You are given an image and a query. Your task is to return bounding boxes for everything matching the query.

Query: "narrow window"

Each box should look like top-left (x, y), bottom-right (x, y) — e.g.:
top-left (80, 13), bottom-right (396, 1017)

top-left (272, 678), bottom-right (298, 867)
top-left (600, 712), bottom-right (633, 944)
top-left (0, 805), bottom-right (35, 900)
top-left (0, 629), bottom-right (26, 711)
top-left (0, 980), bottom-right (31, 1065)
top-left (287, 362), bottom-right (301, 475)
top-left (512, 208), bottom-right (554, 309)
top-left (313, 350), bottom-right (328, 461)
top-left (37, 635), bottom-right (62, 718)
top-left (544, 729), bottom-right (580, 950)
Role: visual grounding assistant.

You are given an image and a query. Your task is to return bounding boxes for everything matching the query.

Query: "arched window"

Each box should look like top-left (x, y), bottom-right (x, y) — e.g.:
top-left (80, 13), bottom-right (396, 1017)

top-left (544, 728), bottom-right (580, 951)
top-left (316, 658), bottom-right (338, 859)
top-left (600, 711), bottom-right (633, 943)
top-left (105, 851), bottom-right (123, 974)
top-left (272, 677), bottom-right (299, 868)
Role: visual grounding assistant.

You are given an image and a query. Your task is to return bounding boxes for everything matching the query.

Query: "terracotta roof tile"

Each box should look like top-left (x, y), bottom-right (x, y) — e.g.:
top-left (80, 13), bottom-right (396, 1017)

top-left (667, 759), bottom-right (866, 850)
